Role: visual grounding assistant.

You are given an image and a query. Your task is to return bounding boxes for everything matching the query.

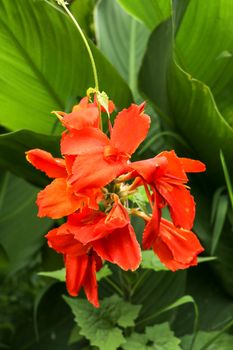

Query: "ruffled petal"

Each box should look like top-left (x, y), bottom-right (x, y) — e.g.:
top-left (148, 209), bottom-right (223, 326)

top-left (92, 224), bottom-right (141, 271)
top-left (157, 183), bottom-right (195, 230)
top-left (69, 151), bottom-right (128, 191)
top-left (153, 219), bottom-right (204, 271)
top-left (130, 156), bottom-right (168, 183)
top-left (67, 210), bottom-right (106, 244)
top-left (179, 158), bottom-right (206, 173)
top-left (26, 149), bottom-right (67, 178)
top-left (36, 178), bottom-right (88, 219)
top-left (61, 107), bottom-right (99, 131)
top-left (156, 150), bottom-right (188, 182)
top-left (61, 127), bottom-right (109, 155)
top-left (65, 254), bottom-right (88, 296)
top-left (46, 227), bottom-right (89, 256)
top-left (110, 104), bottom-right (150, 155)
top-left (83, 253), bottom-right (100, 307)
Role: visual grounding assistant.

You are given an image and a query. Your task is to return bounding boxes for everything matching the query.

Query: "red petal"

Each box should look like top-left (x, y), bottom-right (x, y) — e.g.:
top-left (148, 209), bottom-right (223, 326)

top-left (67, 210), bottom-right (106, 244)
top-left (153, 219), bottom-right (204, 271)
top-left (179, 158), bottom-right (206, 173)
top-left (64, 155), bottom-right (76, 175)
top-left (26, 149), bottom-right (67, 178)
top-left (61, 127), bottom-right (109, 155)
top-left (46, 227), bottom-right (89, 256)
top-left (110, 104), bottom-right (150, 155)
top-left (157, 150), bottom-right (188, 182)
top-left (36, 178), bottom-right (88, 219)
top-left (69, 151), bottom-right (128, 191)
top-left (92, 224), bottom-right (141, 271)
top-left (70, 203), bottom-right (129, 244)
top-left (158, 183), bottom-right (195, 230)
top-left (142, 201), bottom-right (161, 249)
top-left (83, 254), bottom-right (99, 307)
top-left (61, 107), bottom-right (99, 131)
top-left (130, 156), bottom-right (168, 183)
top-left (65, 254), bottom-right (88, 296)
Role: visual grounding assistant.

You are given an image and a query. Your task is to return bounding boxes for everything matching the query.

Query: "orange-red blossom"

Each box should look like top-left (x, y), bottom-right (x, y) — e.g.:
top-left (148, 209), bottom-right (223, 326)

top-left (26, 94), bottom-right (205, 307)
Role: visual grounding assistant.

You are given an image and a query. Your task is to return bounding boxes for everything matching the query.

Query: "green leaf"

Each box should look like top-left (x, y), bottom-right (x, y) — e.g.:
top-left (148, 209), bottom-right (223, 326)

top-left (129, 187), bottom-right (149, 212)
top-left (141, 251), bottom-right (168, 271)
top-left (211, 187), bottom-right (225, 224)
top-left (141, 251), bottom-right (216, 272)
top-left (210, 193), bottom-right (228, 255)
top-left (0, 172), bottom-right (51, 271)
top-left (145, 323), bottom-right (181, 350)
top-left (64, 295), bottom-right (141, 350)
top-left (123, 323), bottom-right (181, 350)
top-left (0, 0), bottom-right (131, 134)
top-left (139, 0), bottom-right (233, 182)
top-left (182, 331), bottom-right (233, 350)
top-left (70, 0), bottom-right (95, 37)
top-left (136, 294), bottom-right (198, 337)
top-left (39, 264), bottom-right (112, 282)
top-left (0, 129), bottom-right (60, 187)
top-left (116, 0), bottom-right (171, 30)
top-left (220, 150), bottom-right (233, 212)
top-left (95, 0), bottom-right (150, 94)
top-left (96, 264), bottom-right (112, 282)
top-left (39, 268), bottom-right (66, 282)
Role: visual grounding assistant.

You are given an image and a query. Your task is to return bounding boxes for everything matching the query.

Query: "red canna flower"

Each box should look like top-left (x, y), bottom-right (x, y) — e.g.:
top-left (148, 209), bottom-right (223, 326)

top-left (26, 149), bottom-right (102, 219)
top-left (59, 199), bottom-right (141, 271)
top-left (46, 226), bottom-right (102, 307)
top-left (143, 217), bottom-right (204, 271)
top-left (61, 104), bottom-right (151, 192)
top-left (130, 150), bottom-right (206, 230)
top-left (46, 198), bottom-right (141, 306)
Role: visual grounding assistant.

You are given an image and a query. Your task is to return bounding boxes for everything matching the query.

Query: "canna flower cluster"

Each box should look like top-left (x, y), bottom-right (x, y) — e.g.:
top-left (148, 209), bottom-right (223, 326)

top-left (26, 93), bottom-right (205, 307)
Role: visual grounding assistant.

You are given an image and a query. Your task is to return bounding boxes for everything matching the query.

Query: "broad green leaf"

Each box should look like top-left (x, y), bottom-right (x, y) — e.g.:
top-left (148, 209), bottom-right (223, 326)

top-left (182, 331), bottom-right (233, 350)
top-left (116, 0), bottom-right (171, 30)
top-left (211, 187), bottom-right (225, 224)
top-left (136, 294), bottom-right (198, 341)
top-left (177, 266), bottom-right (233, 334)
top-left (70, 0), bottom-right (95, 37)
top-left (0, 0), bottom-right (131, 134)
top-left (95, 0), bottom-right (150, 93)
top-left (0, 172), bottom-right (51, 271)
top-left (139, 0), bottom-right (233, 181)
top-left (220, 150), bottom-right (233, 212)
top-left (123, 323), bottom-right (181, 350)
top-left (64, 295), bottom-right (141, 350)
top-left (131, 269), bottom-right (186, 328)
top-left (0, 129), bottom-right (60, 187)
top-left (11, 283), bottom-right (76, 350)
top-left (0, 244), bottom-right (9, 276)
top-left (39, 264), bottom-right (112, 282)
top-left (210, 193), bottom-right (228, 255)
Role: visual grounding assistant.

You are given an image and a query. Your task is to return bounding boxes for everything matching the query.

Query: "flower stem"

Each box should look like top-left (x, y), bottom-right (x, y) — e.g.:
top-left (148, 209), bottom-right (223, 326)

top-left (105, 277), bottom-right (124, 297)
top-left (58, 1), bottom-right (99, 91)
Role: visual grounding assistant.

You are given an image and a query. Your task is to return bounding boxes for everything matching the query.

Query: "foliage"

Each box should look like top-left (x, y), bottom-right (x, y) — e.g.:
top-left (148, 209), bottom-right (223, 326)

top-left (1, 0), bottom-right (233, 349)
top-left (64, 295), bottom-right (142, 350)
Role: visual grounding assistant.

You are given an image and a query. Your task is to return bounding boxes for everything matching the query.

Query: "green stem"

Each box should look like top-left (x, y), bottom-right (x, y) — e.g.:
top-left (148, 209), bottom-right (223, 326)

top-left (105, 277), bottom-right (124, 297)
top-left (130, 270), bottom-right (151, 297)
top-left (59, 1), bottom-right (99, 91)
